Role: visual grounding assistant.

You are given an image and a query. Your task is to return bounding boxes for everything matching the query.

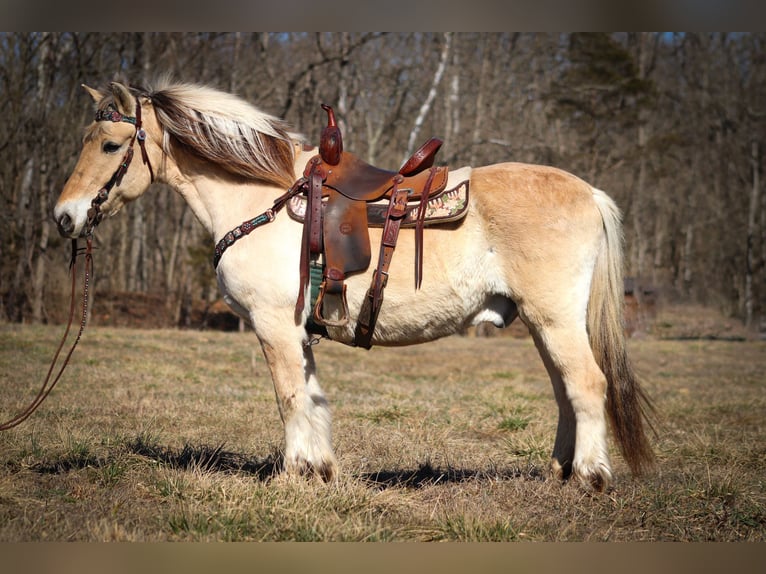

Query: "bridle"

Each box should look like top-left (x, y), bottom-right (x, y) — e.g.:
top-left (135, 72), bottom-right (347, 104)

top-left (0, 96), bottom-right (155, 431)
top-left (85, 95), bottom-right (155, 235)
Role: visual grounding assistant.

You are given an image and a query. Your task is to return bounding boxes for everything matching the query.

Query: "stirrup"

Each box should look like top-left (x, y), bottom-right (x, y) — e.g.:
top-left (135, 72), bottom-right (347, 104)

top-left (312, 281), bottom-right (350, 327)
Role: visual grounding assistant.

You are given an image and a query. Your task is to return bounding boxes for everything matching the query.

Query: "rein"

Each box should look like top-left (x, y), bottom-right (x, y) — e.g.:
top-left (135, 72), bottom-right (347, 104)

top-left (0, 238), bottom-right (93, 431)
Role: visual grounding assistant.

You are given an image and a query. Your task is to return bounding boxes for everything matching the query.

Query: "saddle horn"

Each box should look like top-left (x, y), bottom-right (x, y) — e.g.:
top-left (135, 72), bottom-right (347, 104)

top-left (319, 104), bottom-right (343, 166)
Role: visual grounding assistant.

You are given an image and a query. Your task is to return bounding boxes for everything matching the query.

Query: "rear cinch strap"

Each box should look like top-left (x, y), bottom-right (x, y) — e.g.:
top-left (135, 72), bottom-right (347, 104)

top-left (353, 180), bottom-right (409, 349)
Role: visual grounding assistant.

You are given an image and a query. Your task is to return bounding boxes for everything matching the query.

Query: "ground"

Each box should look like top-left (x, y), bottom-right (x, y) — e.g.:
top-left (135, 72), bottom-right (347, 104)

top-left (0, 299), bottom-right (764, 541)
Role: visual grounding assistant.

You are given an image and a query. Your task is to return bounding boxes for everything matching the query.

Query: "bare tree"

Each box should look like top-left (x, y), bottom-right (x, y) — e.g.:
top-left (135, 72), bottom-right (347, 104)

top-left (1, 32), bottom-right (764, 331)
top-left (406, 32), bottom-right (452, 160)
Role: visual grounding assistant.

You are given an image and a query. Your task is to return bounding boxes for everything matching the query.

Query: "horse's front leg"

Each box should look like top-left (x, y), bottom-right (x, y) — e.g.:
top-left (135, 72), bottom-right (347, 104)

top-left (256, 316), bottom-right (337, 481)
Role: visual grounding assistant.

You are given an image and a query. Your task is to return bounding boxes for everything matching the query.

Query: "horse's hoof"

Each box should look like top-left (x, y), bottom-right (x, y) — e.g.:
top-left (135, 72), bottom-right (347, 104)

top-left (573, 464), bottom-right (612, 492)
top-left (284, 457), bottom-right (337, 482)
top-left (311, 460), bottom-right (336, 482)
top-left (550, 458), bottom-right (572, 483)
top-left (551, 458), bottom-right (612, 492)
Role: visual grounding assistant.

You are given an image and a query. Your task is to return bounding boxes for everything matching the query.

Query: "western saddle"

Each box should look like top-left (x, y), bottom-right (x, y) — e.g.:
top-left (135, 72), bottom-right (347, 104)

top-left (298, 104), bottom-right (450, 348)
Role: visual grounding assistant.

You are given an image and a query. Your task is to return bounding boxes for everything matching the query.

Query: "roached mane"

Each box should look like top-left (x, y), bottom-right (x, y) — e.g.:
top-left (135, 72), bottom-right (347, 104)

top-left (142, 81), bottom-right (297, 189)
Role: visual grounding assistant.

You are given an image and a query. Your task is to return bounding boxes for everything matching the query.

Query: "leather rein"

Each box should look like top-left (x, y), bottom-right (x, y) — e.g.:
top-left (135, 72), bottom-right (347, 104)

top-left (0, 97), bottom-right (153, 431)
top-left (0, 239), bottom-right (93, 431)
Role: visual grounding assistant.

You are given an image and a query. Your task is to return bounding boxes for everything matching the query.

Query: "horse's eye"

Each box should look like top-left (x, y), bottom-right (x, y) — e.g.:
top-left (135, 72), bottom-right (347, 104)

top-left (102, 141), bottom-right (122, 154)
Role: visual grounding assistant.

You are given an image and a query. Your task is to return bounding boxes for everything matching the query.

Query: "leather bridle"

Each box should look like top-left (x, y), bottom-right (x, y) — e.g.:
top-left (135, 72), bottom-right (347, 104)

top-left (0, 96), bottom-right (155, 431)
top-left (85, 96), bottom-right (154, 235)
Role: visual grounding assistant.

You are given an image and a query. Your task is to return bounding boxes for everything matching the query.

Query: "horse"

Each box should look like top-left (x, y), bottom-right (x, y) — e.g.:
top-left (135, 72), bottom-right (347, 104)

top-left (53, 80), bottom-right (655, 491)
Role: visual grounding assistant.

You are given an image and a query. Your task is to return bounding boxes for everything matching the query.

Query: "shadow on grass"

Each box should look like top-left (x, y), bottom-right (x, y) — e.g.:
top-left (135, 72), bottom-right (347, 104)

top-left (32, 452), bottom-right (106, 474)
top-left (359, 461), bottom-right (547, 490)
top-left (126, 436), bottom-right (281, 481)
top-left (30, 435), bottom-right (544, 490)
top-left (30, 434), bottom-right (281, 482)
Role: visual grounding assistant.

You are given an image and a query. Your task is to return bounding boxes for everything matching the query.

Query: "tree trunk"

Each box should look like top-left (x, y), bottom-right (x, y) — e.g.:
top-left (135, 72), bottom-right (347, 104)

top-left (745, 140), bottom-right (760, 328)
top-left (469, 35), bottom-right (492, 166)
top-left (406, 33), bottom-right (452, 160)
top-left (681, 151), bottom-right (699, 297)
top-left (443, 35), bottom-right (460, 163)
top-left (117, 214), bottom-right (129, 291)
top-left (128, 203), bottom-right (145, 292)
top-left (166, 203), bottom-right (189, 293)
top-left (31, 33), bottom-right (52, 323)
top-left (230, 32), bottom-right (242, 93)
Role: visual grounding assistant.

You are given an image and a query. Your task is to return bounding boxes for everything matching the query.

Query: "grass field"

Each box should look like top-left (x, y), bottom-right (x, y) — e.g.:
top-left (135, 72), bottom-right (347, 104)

top-left (1, 320), bottom-right (764, 541)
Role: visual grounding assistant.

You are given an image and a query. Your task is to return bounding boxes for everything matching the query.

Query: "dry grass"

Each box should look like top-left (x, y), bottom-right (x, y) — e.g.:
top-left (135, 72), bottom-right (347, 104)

top-left (1, 320), bottom-right (764, 541)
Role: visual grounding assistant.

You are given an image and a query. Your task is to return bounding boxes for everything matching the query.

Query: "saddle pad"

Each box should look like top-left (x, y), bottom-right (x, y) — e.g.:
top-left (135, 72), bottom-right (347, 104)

top-left (288, 167), bottom-right (471, 228)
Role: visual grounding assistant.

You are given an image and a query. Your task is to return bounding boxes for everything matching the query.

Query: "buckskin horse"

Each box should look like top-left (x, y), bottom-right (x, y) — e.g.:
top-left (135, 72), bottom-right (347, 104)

top-left (53, 80), bottom-right (654, 491)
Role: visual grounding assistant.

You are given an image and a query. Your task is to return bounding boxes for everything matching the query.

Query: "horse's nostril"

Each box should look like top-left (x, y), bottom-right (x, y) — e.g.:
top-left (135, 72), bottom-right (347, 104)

top-left (56, 213), bottom-right (74, 236)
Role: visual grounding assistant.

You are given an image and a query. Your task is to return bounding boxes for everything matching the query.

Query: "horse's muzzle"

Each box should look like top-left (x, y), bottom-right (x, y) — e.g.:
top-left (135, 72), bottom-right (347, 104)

top-left (53, 201), bottom-right (87, 238)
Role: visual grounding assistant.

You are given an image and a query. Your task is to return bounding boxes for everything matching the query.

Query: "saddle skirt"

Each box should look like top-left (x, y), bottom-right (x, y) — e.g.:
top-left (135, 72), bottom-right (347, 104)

top-left (287, 167), bottom-right (471, 228)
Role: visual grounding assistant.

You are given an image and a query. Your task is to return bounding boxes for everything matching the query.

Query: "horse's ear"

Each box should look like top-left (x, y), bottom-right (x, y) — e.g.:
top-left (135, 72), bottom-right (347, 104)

top-left (109, 82), bottom-right (136, 116)
top-left (82, 84), bottom-right (104, 104)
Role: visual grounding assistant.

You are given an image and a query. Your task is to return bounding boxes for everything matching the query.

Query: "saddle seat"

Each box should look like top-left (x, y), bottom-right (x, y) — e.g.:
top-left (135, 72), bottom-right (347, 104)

top-left (297, 105), bottom-right (453, 348)
top-left (320, 137), bottom-right (446, 202)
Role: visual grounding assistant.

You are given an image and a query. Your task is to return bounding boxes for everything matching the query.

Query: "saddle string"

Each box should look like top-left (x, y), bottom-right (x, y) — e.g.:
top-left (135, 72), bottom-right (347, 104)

top-left (0, 237), bottom-right (93, 431)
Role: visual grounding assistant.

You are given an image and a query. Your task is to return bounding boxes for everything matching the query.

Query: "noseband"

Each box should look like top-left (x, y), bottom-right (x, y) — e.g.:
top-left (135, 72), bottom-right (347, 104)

top-left (86, 96), bottom-right (155, 234)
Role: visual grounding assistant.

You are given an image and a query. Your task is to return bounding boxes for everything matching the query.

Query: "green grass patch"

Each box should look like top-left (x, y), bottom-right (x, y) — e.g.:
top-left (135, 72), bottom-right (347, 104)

top-left (498, 413), bottom-right (530, 432)
top-left (360, 405), bottom-right (407, 424)
top-left (436, 515), bottom-right (520, 541)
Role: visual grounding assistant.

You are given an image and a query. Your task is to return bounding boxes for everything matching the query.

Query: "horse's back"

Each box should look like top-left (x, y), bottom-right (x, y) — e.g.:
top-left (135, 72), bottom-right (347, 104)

top-left (469, 162), bottom-right (599, 216)
top-left (467, 161), bottom-right (606, 260)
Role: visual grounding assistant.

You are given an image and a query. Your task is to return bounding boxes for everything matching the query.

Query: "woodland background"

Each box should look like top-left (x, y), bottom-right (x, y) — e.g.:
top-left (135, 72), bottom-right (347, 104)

top-left (1, 32), bottom-right (764, 333)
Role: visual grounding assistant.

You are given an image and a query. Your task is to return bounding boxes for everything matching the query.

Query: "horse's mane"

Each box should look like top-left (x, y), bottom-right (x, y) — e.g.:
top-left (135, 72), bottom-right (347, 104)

top-left (137, 80), bottom-right (298, 189)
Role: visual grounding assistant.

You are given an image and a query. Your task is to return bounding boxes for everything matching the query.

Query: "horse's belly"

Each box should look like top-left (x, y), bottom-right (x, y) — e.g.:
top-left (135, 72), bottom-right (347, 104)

top-left (325, 255), bottom-right (515, 347)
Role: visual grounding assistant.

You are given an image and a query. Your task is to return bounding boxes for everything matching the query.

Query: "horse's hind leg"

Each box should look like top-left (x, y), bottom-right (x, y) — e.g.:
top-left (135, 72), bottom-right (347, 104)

top-left (256, 315), bottom-right (336, 480)
top-left (528, 321), bottom-right (611, 491)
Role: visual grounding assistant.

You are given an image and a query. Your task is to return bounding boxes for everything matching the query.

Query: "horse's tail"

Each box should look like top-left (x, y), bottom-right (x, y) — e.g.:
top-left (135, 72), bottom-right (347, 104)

top-left (588, 188), bottom-right (656, 476)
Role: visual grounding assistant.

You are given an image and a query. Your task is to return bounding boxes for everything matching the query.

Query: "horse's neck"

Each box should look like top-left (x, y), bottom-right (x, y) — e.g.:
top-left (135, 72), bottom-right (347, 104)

top-left (165, 142), bottom-right (316, 242)
top-left (167, 159), bottom-right (282, 242)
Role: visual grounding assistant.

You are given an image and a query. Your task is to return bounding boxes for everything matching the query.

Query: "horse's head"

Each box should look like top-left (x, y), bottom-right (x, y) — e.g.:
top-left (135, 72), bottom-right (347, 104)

top-left (54, 82), bottom-right (158, 238)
